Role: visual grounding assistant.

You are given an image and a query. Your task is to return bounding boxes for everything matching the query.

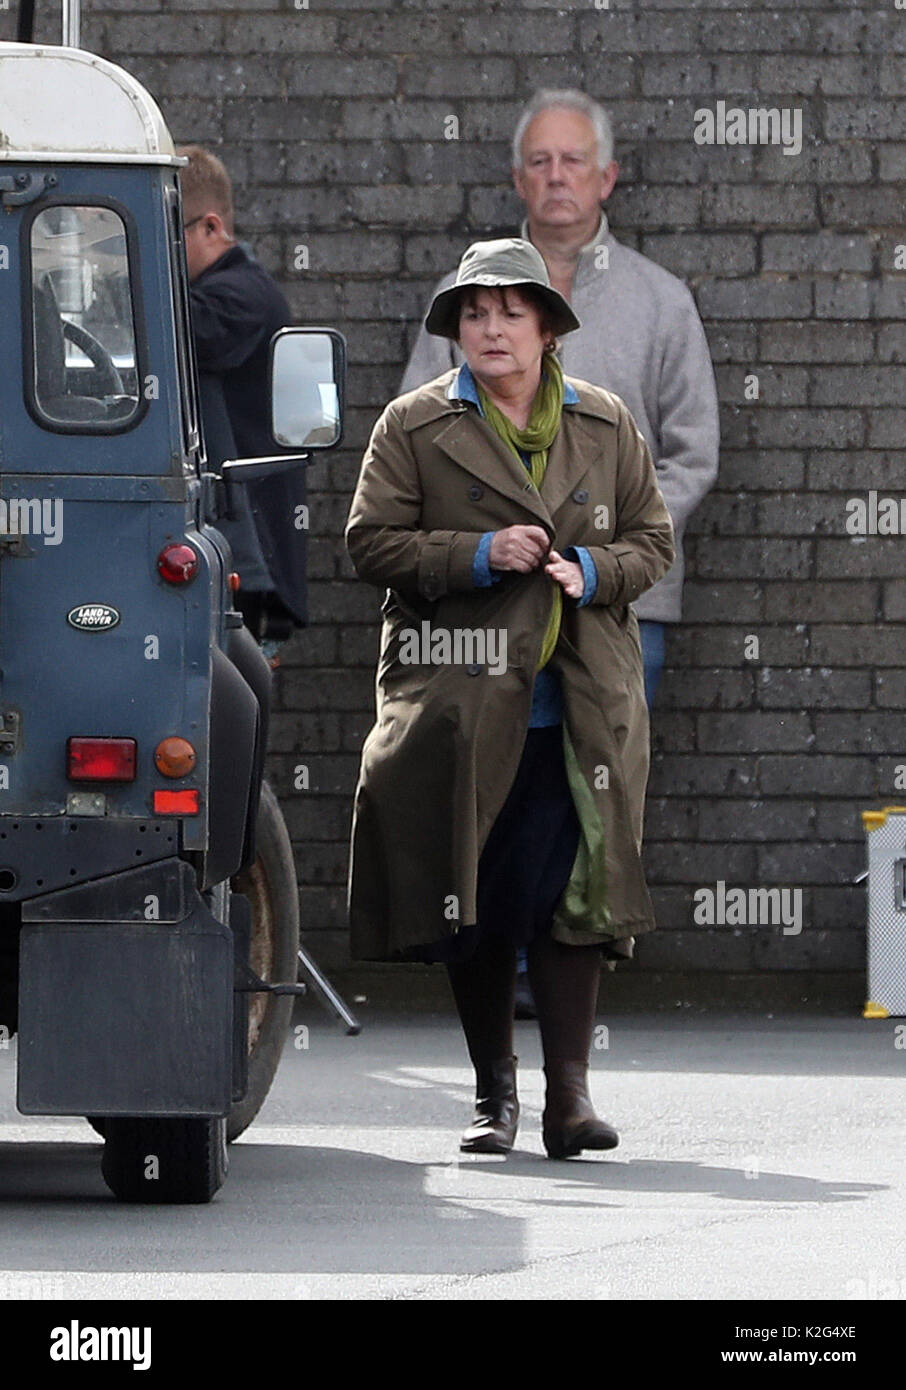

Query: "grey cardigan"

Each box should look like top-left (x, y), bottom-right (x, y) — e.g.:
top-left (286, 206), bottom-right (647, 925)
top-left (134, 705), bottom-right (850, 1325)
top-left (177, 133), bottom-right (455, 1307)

top-left (400, 212), bottom-right (720, 623)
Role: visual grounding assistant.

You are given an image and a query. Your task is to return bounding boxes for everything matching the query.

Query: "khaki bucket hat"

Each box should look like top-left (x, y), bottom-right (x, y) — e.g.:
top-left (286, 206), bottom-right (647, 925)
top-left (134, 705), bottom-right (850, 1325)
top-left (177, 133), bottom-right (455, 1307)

top-left (425, 237), bottom-right (581, 340)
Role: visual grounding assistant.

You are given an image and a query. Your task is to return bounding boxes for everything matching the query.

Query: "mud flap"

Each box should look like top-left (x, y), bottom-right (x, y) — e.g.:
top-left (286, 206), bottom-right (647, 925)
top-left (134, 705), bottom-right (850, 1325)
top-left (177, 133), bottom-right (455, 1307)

top-left (16, 862), bottom-right (233, 1116)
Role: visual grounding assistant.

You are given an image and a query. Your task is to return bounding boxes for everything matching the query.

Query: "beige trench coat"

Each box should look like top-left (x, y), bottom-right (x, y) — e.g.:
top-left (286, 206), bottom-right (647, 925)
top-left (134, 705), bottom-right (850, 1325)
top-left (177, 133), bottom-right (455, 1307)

top-left (344, 370), bottom-right (675, 961)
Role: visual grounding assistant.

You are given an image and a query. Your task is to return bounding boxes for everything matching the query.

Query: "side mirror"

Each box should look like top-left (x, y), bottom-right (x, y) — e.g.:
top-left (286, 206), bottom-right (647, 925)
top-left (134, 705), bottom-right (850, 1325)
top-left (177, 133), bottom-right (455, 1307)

top-left (218, 327), bottom-right (346, 506)
top-left (270, 327), bottom-right (346, 451)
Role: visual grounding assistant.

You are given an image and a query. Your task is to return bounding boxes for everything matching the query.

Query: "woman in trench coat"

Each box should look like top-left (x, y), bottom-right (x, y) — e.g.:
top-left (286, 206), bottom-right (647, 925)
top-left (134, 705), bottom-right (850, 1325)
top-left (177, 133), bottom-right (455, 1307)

top-left (344, 239), bottom-right (675, 1159)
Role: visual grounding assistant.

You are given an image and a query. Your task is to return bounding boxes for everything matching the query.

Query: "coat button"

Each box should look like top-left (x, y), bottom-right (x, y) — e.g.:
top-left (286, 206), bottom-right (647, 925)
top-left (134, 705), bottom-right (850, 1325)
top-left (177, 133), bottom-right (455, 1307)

top-left (468, 484), bottom-right (483, 501)
top-left (573, 488), bottom-right (589, 504)
top-left (423, 576), bottom-right (440, 599)
top-left (466, 664), bottom-right (482, 676)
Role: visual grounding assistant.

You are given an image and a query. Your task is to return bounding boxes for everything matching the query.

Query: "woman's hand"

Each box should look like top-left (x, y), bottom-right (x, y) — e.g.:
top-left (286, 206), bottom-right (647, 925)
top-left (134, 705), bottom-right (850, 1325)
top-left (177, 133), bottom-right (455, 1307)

top-left (488, 525), bottom-right (551, 573)
top-left (544, 549), bottom-right (585, 599)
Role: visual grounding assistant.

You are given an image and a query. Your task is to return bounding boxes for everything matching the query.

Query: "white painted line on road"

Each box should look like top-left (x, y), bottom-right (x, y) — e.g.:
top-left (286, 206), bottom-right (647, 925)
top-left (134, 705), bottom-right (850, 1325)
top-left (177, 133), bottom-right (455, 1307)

top-left (362, 1067), bottom-right (545, 1110)
top-left (0, 1123), bottom-right (97, 1143)
top-left (365, 1070), bottom-right (433, 1089)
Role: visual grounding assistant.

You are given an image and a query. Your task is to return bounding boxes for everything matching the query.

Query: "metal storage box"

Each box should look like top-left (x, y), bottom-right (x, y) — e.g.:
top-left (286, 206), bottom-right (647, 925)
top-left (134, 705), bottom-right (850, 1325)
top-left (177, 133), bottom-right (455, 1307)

top-left (862, 806), bottom-right (906, 1018)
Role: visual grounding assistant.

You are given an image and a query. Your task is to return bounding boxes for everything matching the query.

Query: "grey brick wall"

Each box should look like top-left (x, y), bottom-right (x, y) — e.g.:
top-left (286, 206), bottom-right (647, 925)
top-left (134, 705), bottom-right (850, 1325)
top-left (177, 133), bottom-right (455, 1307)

top-left (4, 1), bottom-right (902, 981)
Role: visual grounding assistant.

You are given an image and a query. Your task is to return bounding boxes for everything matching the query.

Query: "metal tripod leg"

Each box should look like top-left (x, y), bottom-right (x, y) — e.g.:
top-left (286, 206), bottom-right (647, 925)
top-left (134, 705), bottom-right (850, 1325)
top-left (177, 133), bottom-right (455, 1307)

top-left (297, 946), bottom-right (361, 1035)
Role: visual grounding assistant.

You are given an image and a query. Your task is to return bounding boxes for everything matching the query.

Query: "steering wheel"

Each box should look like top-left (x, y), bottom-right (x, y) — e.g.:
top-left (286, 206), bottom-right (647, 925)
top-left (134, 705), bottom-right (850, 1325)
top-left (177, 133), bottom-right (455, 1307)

top-left (61, 319), bottom-right (124, 396)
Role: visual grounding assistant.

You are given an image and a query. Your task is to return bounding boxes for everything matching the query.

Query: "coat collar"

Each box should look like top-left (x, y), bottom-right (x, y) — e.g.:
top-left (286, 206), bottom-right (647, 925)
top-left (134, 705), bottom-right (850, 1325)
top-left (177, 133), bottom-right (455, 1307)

top-left (398, 367), bottom-right (620, 429)
top-left (399, 369), bottom-right (618, 525)
top-left (192, 241), bottom-right (249, 285)
top-left (446, 360), bottom-right (581, 410)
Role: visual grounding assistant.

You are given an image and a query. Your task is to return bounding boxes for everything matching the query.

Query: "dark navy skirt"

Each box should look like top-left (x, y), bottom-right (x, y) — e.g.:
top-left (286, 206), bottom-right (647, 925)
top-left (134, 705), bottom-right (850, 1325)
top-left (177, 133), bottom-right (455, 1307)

top-left (411, 725), bottom-right (582, 965)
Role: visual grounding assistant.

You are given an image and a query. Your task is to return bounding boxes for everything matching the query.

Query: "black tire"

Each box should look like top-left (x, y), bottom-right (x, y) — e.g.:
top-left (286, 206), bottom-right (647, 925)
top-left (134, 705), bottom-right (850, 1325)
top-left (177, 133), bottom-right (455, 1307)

top-left (101, 1116), bottom-right (228, 1204)
top-left (227, 779), bottom-right (299, 1142)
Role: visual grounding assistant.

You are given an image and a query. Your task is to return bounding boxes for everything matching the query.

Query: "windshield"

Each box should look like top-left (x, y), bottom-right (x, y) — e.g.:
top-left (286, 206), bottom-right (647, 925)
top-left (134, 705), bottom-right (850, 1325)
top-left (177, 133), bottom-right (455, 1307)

top-left (29, 204), bottom-right (142, 431)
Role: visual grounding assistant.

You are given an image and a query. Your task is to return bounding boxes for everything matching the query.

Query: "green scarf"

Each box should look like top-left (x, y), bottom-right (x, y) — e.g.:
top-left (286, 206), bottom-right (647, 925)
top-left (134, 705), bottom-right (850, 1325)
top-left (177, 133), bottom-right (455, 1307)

top-left (476, 353), bottom-right (564, 670)
top-left (479, 354), bottom-right (615, 945)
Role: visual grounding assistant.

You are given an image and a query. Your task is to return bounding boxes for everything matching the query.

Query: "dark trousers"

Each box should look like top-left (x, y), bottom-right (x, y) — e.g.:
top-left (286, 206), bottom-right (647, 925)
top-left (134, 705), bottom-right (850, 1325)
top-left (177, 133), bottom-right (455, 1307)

top-left (445, 726), bottom-right (601, 1067)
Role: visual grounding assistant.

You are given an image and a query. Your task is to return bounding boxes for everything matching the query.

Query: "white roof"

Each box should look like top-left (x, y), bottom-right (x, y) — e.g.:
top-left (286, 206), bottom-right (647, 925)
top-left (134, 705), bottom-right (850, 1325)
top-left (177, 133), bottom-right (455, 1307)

top-left (0, 42), bottom-right (181, 165)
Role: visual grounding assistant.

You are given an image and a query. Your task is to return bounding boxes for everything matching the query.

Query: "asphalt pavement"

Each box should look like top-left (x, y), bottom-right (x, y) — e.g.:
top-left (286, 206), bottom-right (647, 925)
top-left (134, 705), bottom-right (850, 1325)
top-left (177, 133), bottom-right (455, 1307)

top-left (0, 1001), bottom-right (904, 1301)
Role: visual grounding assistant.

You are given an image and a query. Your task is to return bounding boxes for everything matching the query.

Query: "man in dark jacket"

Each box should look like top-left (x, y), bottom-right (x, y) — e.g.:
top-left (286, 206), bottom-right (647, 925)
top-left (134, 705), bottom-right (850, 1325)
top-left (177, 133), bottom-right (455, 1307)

top-left (178, 144), bottom-right (306, 639)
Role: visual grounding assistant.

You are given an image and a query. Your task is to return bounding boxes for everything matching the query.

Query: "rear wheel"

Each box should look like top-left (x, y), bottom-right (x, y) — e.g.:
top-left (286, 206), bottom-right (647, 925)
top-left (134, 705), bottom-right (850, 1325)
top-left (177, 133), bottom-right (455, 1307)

top-left (228, 780), bottom-right (299, 1142)
top-left (101, 1116), bottom-right (227, 1204)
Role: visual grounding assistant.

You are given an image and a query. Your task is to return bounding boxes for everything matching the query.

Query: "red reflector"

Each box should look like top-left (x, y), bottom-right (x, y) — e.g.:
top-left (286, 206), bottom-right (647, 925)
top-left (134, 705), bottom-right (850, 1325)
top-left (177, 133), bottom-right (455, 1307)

top-left (67, 737), bottom-right (137, 782)
top-left (157, 543), bottom-right (199, 585)
top-left (153, 789), bottom-right (200, 815)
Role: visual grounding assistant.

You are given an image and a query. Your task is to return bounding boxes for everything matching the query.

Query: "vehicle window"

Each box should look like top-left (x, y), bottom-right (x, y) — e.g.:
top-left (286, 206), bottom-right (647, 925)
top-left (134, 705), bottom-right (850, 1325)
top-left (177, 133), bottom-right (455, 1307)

top-left (29, 205), bottom-right (141, 430)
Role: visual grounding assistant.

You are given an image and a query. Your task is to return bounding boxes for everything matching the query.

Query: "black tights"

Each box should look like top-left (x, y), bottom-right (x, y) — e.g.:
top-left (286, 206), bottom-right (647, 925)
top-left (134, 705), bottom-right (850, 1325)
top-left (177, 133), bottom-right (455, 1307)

top-left (446, 930), bottom-right (601, 1068)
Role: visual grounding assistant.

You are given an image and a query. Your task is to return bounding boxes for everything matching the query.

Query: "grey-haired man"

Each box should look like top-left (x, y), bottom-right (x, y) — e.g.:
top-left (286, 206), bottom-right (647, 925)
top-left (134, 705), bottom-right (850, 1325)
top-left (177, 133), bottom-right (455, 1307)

top-left (402, 88), bottom-right (720, 706)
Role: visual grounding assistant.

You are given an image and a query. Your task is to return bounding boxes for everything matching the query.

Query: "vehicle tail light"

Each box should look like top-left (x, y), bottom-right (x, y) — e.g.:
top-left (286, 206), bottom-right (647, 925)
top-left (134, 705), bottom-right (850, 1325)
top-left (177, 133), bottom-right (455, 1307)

top-left (153, 789), bottom-right (200, 815)
top-left (67, 737), bottom-right (137, 782)
top-left (157, 543), bottom-right (199, 585)
top-left (154, 737), bottom-right (196, 778)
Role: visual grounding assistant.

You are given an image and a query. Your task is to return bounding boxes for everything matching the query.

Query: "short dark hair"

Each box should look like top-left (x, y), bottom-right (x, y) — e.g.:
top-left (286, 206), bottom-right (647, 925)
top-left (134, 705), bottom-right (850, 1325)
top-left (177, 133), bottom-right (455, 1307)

top-left (456, 284), bottom-right (558, 344)
top-left (175, 144), bottom-right (234, 235)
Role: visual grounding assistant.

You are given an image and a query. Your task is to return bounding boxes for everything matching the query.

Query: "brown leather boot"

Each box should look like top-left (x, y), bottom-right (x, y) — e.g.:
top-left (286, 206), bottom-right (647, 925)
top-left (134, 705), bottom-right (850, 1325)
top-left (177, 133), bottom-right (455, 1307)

top-left (460, 1056), bottom-right (519, 1154)
top-left (542, 1060), bottom-right (619, 1159)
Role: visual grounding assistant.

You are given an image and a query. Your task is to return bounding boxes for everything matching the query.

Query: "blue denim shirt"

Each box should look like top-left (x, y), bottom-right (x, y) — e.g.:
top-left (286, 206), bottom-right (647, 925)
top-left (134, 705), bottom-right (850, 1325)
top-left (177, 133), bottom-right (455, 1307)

top-left (447, 363), bottom-right (598, 727)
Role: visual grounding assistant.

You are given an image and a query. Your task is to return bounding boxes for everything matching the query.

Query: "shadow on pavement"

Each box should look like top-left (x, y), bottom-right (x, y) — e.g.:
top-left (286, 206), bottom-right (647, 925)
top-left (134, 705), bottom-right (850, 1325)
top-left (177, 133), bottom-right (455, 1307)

top-left (0, 1139), bottom-right (525, 1275)
top-left (465, 1150), bottom-right (882, 1204)
top-left (0, 1128), bottom-right (883, 1277)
